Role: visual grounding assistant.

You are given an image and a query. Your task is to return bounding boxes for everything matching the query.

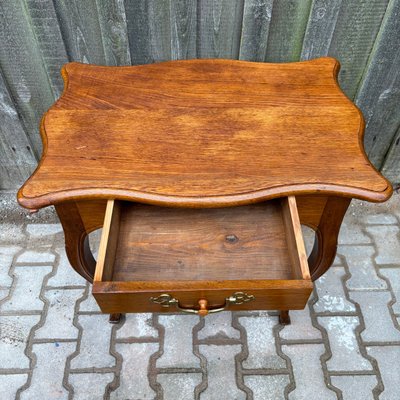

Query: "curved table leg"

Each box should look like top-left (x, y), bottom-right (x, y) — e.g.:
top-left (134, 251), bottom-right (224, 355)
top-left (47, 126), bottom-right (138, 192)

top-left (55, 202), bottom-right (96, 283)
top-left (307, 197), bottom-right (350, 281)
top-left (279, 196), bottom-right (351, 325)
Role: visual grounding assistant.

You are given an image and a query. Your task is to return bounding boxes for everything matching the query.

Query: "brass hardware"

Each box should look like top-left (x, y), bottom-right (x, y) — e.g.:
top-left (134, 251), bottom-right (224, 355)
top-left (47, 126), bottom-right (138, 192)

top-left (149, 292), bottom-right (255, 315)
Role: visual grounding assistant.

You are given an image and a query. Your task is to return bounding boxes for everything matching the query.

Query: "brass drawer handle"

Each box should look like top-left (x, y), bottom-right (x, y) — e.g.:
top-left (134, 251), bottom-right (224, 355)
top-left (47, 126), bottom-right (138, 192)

top-left (149, 292), bottom-right (255, 316)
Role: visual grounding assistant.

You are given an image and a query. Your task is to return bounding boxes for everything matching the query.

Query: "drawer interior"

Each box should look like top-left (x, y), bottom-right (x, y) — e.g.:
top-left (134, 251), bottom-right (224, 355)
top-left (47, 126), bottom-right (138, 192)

top-left (95, 197), bottom-right (309, 283)
top-left (93, 197), bottom-right (312, 313)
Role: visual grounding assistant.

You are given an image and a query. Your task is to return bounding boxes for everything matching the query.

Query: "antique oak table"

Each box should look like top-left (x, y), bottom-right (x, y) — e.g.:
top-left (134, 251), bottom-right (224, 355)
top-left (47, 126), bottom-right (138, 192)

top-left (18, 58), bottom-right (392, 325)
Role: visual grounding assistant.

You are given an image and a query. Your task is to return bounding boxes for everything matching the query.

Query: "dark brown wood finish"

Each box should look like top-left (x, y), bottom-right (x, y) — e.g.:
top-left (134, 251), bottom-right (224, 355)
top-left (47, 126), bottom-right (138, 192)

top-left (18, 58), bottom-right (392, 320)
top-left (92, 281), bottom-right (314, 314)
top-left (307, 196), bottom-right (351, 280)
top-left (55, 201), bottom-right (96, 282)
top-left (18, 58), bottom-right (391, 210)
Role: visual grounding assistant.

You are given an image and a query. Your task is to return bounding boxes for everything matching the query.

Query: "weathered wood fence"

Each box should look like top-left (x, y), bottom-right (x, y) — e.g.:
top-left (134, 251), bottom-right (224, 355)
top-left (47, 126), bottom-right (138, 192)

top-left (1, 0), bottom-right (399, 189)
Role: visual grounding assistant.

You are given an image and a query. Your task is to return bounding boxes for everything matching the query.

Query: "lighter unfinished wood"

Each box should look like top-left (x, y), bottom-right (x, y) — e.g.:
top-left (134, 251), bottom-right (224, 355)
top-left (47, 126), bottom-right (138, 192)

top-left (94, 200), bottom-right (120, 282)
top-left (281, 196), bottom-right (310, 280)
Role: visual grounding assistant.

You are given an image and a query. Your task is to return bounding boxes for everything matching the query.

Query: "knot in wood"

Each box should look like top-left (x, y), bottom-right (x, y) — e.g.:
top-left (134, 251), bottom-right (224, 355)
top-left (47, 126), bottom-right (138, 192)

top-left (225, 234), bottom-right (239, 244)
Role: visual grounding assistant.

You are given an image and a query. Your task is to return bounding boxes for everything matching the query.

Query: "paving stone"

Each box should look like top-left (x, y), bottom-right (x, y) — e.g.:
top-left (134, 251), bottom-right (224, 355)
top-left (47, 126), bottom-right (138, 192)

top-left (199, 344), bottom-right (246, 400)
top-left (0, 374), bottom-right (28, 399)
top-left (78, 286), bottom-right (101, 312)
top-left (88, 229), bottom-right (101, 258)
top-left (2, 192), bottom-right (400, 398)
top-left (244, 375), bottom-right (289, 400)
top-left (380, 268), bottom-right (400, 314)
top-left (340, 246), bottom-right (387, 290)
top-left (282, 344), bottom-right (336, 400)
top-left (0, 245), bottom-right (20, 287)
top-left (1, 266), bottom-right (52, 311)
top-left (350, 291), bottom-right (400, 342)
top-left (318, 316), bottom-right (372, 371)
top-left (367, 346), bottom-right (400, 400)
top-left (157, 315), bottom-right (199, 368)
top-left (198, 311), bottom-right (239, 340)
top-left (0, 315), bottom-right (40, 369)
top-left (314, 267), bottom-right (355, 313)
top-left (16, 249), bottom-right (55, 264)
top-left (112, 342), bottom-right (158, 400)
top-left (69, 372), bottom-right (114, 400)
top-left (239, 315), bottom-right (285, 369)
top-left (365, 214), bottom-right (398, 224)
top-left (280, 305), bottom-right (321, 341)
top-left (26, 224), bottom-right (63, 247)
top-left (157, 373), bottom-right (202, 400)
top-left (301, 225), bottom-right (315, 255)
top-left (47, 248), bottom-right (86, 287)
top-left (366, 225), bottom-right (400, 264)
top-left (21, 342), bottom-right (75, 400)
top-left (70, 314), bottom-right (115, 369)
top-left (339, 221), bottom-right (371, 245)
top-left (331, 375), bottom-right (377, 400)
top-left (35, 288), bottom-right (83, 339)
top-left (0, 288), bottom-right (9, 301)
top-left (0, 224), bottom-right (26, 244)
top-left (117, 313), bottom-right (158, 339)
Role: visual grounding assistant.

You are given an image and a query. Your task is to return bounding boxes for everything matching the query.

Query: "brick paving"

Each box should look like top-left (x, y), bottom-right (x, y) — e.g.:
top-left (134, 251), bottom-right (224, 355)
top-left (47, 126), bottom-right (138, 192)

top-left (0, 192), bottom-right (399, 399)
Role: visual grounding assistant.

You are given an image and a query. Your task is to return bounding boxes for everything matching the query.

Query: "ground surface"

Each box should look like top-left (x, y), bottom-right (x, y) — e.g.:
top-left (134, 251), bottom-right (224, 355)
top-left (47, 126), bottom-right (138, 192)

top-left (0, 191), bottom-right (399, 400)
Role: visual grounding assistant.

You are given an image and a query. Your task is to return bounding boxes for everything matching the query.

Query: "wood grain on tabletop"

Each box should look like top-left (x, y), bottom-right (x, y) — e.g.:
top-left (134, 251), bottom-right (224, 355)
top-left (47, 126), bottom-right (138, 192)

top-left (18, 57), bottom-right (392, 209)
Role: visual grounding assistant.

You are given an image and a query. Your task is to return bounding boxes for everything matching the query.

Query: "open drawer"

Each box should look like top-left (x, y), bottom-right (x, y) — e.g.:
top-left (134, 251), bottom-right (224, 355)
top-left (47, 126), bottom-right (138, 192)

top-left (92, 197), bottom-right (313, 315)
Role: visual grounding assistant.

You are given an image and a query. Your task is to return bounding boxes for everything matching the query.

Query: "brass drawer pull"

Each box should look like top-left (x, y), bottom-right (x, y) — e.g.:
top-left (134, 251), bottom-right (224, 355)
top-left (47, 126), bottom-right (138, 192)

top-left (149, 292), bottom-right (255, 316)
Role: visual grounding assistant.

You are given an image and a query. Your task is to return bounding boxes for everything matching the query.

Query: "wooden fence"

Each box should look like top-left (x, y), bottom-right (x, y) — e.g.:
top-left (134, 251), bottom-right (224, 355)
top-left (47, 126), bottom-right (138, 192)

top-left (1, 0), bottom-right (399, 189)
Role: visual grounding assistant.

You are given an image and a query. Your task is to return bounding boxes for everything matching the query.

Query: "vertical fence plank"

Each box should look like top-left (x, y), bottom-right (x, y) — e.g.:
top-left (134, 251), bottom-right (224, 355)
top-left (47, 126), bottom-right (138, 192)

top-left (265, 0), bottom-right (312, 62)
top-left (24, 0), bottom-right (68, 97)
top-left (170, 0), bottom-right (197, 59)
top-left (0, 0), bottom-right (54, 158)
top-left (148, 1), bottom-right (172, 62)
top-left (355, 0), bottom-right (400, 169)
top-left (197, 0), bottom-right (244, 58)
top-left (124, 1), bottom-right (172, 64)
top-left (239, 0), bottom-right (273, 61)
top-left (124, 1), bottom-right (151, 64)
top-left (381, 126), bottom-right (400, 184)
top-left (0, 70), bottom-right (37, 189)
top-left (328, 0), bottom-right (389, 99)
top-left (301, 0), bottom-right (342, 60)
top-left (53, 0), bottom-right (107, 64)
top-left (1, 1), bottom-right (400, 186)
top-left (95, 0), bottom-right (131, 65)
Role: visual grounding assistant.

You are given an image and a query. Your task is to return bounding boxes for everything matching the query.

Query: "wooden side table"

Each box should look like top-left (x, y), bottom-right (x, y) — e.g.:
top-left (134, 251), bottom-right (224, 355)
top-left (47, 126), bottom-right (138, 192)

top-left (18, 58), bottom-right (392, 325)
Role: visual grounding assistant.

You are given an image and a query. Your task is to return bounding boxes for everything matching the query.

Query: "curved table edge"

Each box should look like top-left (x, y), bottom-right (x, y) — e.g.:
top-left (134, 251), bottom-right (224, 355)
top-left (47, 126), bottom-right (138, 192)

top-left (17, 182), bottom-right (393, 210)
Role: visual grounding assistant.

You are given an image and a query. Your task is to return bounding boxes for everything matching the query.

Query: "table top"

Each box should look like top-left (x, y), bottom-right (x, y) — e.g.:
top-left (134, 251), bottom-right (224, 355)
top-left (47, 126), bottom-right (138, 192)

top-left (18, 58), bottom-right (391, 209)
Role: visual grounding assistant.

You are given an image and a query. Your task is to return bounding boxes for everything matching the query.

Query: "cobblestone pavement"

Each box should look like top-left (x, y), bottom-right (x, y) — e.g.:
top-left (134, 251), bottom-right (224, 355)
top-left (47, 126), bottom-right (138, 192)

top-left (0, 191), bottom-right (399, 399)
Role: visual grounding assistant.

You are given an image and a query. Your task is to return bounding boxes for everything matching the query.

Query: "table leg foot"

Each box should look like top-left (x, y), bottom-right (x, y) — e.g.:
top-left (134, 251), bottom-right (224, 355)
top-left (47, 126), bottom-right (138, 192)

top-left (109, 313), bottom-right (123, 324)
top-left (279, 310), bottom-right (291, 325)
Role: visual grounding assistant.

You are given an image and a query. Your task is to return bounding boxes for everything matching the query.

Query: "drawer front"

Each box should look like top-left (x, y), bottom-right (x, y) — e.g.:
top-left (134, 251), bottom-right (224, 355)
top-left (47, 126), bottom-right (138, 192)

top-left (93, 197), bottom-right (313, 315)
top-left (92, 281), bottom-right (313, 314)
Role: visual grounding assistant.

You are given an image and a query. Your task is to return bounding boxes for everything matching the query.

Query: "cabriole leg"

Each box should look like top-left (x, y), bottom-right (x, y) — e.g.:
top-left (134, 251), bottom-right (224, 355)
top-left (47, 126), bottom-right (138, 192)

top-left (55, 202), bottom-right (97, 282)
top-left (307, 197), bottom-right (350, 281)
